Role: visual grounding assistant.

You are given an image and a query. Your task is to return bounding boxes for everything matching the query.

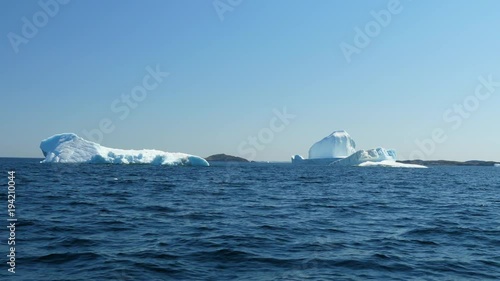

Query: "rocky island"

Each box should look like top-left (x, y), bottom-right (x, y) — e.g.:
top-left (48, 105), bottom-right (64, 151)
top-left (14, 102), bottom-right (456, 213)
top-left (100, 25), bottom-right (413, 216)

top-left (205, 154), bottom-right (249, 163)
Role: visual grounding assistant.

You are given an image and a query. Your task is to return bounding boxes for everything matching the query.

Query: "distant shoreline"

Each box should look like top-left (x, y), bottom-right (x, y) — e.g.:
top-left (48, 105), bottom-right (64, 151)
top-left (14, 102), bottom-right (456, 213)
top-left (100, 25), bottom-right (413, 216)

top-left (0, 157), bottom-right (499, 167)
top-left (397, 160), bottom-right (499, 167)
top-left (0, 157), bottom-right (44, 160)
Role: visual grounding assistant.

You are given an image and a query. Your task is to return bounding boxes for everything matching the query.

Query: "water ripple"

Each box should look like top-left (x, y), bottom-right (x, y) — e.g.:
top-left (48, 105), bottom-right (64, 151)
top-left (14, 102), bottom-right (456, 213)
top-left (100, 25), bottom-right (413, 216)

top-left (1, 159), bottom-right (499, 280)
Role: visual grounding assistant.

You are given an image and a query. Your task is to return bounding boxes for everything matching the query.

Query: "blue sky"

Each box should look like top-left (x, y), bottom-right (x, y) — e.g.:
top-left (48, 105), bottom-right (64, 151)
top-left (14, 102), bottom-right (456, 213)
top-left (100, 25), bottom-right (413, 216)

top-left (1, 0), bottom-right (499, 161)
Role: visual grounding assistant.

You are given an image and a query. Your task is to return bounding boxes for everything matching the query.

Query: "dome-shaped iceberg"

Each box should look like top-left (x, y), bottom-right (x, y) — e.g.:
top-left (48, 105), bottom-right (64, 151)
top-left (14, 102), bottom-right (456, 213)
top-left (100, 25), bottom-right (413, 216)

top-left (308, 130), bottom-right (356, 159)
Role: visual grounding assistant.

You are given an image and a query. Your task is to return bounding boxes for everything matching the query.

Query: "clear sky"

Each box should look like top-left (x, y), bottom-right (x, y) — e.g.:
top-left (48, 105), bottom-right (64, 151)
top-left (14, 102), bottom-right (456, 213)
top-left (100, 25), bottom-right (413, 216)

top-left (1, 0), bottom-right (499, 161)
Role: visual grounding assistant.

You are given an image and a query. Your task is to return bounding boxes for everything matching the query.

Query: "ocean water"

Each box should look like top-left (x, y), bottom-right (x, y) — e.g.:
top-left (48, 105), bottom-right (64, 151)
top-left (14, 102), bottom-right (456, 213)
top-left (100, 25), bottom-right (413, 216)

top-left (1, 158), bottom-right (499, 281)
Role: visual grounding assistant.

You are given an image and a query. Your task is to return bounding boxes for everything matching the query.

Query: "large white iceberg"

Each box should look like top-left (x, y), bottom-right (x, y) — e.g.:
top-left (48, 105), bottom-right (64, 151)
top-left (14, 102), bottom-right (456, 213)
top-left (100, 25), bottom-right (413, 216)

top-left (308, 130), bottom-right (356, 159)
top-left (292, 130), bottom-right (426, 168)
top-left (40, 133), bottom-right (209, 166)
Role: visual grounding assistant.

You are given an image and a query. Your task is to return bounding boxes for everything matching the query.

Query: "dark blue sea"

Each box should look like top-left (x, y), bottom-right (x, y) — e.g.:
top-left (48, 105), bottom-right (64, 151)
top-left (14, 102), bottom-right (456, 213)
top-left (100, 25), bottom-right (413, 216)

top-left (1, 158), bottom-right (499, 281)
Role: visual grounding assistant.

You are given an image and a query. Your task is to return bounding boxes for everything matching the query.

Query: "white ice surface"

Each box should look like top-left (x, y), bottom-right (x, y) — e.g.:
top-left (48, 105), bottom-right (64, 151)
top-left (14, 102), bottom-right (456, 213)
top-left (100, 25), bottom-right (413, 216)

top-left (330, 147), bottom-right (426, 168)
top-left (40, 133), bottom-right (209, 166)
top-left (308, 130), bottom-right (356, 159)
top-left (330, 148), bottom-right (396, 166)
top-left (358, 160), bottom-right (427, 168)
